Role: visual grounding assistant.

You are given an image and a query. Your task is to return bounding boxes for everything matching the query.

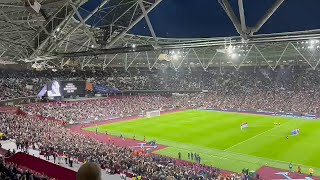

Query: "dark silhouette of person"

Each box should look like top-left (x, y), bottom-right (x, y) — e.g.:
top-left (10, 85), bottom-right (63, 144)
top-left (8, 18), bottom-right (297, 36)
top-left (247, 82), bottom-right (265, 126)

top-left (77, 162), bottom-right (102, 180)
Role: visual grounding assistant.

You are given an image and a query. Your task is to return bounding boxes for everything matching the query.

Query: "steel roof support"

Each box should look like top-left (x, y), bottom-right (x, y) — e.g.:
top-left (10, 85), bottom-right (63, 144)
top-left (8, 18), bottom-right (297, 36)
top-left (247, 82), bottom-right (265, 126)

top-left (235, 45), bottom-right (253, 70)
top-left (69, 0), bottom-right (98, 47)
top-left (0, 9), bottom-right (36, 52)
top-left (92, 0), bottom-right (129, 27)
top-left (253, 44), bottom-right (274, 70)
top-left (106, 0), bottom-right (163, 48)
top-left (290, 42), bottom-right (316, 69)
top-left (205, 51), bottom-right (218, 69)
top-left (150, 51), bottom-right (160, 70)
top-left (192, 48), bottom-right (206, 70)
top-left (219, 0), bottom-right (242, 37)
top-left (31, 2), bottom-right (77, 57)
top-left (113, 2), bottom-right (138, 25)
top-left (238, 0), bottom-right (247, 35)
top-left (177, 49), bottom-right (191, 69)
top-left (46, 0), bottom-right (112, 54)
top-left (145, 51), bottom-right (151, 70)
top-left (126, 52), bottom-right (140, 70)
top-left (103, 54), bottom-right (118, 70)
top-left (250, 0), bottom-right (285, 34)
top-left (138, 0), bottom-right (158, 43)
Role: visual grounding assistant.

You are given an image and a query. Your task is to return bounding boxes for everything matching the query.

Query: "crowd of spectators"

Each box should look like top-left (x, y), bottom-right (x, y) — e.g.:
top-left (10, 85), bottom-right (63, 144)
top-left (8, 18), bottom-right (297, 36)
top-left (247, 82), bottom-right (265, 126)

top-left (0, 113), bottom-right (241, 179)
top-left (21, 90), bottom-right (319, 125)
top-left (23, 96), bottom-right (174, 122)
top-left (0, 66), bottom-right (314, 117)
top-left (0, 155), bottom-right (51, 180)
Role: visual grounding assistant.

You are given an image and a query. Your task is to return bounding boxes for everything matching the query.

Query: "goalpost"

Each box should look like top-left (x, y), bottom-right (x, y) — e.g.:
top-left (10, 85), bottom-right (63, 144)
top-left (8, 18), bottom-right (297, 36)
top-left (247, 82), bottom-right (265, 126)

top-left (145, 109), bottom-right (161, 118)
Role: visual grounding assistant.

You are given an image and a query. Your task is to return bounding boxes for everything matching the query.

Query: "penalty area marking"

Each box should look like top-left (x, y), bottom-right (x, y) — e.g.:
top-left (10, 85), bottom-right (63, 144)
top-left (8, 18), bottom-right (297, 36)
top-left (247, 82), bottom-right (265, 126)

top-left (224, 122), bottom-right (289, 151)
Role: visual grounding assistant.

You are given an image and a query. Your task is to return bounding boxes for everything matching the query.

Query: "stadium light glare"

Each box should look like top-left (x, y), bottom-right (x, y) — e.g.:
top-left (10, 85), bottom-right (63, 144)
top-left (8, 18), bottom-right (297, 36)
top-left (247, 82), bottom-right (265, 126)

top-left (231, 53), bottom-right (237, 59)
top-left (132, 44), bottom-right (136, 48)
top-left (56, 27), bottom-right (60, 32)
top-left (91, 45), bottom-right (95, 48)
top-left (172, 54), bottom-right (178, 60)
top-left (227, 45), bottom-right (233, 54)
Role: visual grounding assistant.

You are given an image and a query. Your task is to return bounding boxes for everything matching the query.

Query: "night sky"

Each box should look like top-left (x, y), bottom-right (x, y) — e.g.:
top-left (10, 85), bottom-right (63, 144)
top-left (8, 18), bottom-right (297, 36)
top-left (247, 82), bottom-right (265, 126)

top-left (80, 0), bottom-right (320, 38)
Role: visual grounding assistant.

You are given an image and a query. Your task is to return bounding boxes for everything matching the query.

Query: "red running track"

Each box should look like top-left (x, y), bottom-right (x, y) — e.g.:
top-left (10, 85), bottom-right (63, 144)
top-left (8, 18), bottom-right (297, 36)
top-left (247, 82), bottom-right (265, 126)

top-left (67, 111), bottom-right (185, 151)
top-left (257, 166), bottom-right (320, 179)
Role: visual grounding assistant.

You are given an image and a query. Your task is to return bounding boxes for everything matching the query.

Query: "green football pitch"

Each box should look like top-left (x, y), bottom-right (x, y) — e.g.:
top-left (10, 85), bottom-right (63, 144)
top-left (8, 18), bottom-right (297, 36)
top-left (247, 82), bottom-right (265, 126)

top-left (84, 110), bottom-right (320, 175)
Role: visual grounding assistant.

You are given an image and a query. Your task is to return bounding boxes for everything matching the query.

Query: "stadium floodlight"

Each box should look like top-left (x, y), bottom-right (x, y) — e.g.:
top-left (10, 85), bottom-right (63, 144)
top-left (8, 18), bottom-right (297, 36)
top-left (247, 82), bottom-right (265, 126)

top-left (227, 45), bottom-right (233, 54)
top-left (56, 27), bottom-right (61, 32)
top-left (172, 54), bottom-right (178, 60)
top-left (91, 45), bottom-right (95, 48)
top-left (231, 53), bottom-right (237, 59)
top-left (132, 44), bottom-right (136, 48)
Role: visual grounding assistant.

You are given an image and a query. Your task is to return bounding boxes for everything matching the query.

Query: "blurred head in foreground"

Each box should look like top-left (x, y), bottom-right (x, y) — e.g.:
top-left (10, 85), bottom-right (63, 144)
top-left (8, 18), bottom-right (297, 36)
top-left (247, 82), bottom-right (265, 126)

top-left (77, 162), bottom-right (102, 180)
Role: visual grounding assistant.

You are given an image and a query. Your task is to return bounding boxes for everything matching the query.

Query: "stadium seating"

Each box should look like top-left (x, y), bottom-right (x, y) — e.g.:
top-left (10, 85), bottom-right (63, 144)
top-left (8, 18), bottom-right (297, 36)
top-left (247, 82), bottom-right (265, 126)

top-left (6, 152), bottom-right (76, 180)
top-left (0, 112), bottom-right (234, 179)
top-left (1, 67), bottom-right (320, 114)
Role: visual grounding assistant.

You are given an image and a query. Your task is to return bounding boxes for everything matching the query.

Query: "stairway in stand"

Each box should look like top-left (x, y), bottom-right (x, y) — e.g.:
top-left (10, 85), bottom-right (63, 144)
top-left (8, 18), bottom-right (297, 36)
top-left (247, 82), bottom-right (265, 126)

top-left (6, 152), bottom-right (76, 180)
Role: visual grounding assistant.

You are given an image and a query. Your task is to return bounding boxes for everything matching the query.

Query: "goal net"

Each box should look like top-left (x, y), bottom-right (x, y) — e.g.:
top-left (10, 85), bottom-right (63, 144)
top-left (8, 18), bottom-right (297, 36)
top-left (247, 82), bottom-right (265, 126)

top-left (145, 109), bottom-right (161, 118)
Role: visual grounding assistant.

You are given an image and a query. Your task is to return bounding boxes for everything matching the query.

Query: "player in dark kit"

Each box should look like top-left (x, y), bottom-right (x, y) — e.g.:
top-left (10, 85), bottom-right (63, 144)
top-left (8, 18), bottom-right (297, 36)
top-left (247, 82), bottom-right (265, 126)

top-left (289, 163), bottom-right (293, 172)
top-left (191, 152), bottom-right (194, 160)
top-left (178, 152), bottom-right (181, 159)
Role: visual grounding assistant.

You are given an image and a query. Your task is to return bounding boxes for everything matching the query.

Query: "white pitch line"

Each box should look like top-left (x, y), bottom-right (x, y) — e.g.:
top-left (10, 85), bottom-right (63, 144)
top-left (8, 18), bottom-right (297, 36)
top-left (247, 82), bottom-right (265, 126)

top-left (224, 123), bottom-right (288, 151)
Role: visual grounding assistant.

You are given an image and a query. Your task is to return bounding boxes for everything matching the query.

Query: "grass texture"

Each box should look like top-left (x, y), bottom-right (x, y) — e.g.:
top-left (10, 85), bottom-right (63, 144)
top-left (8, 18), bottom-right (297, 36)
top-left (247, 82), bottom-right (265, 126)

top-left (84, 110), bottom-right (320, 175)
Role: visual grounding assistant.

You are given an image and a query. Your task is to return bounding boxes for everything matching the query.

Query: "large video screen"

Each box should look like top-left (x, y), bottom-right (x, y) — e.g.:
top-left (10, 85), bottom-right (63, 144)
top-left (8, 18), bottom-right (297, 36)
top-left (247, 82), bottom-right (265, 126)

top-left (60, 81), bottom-right (86, 96)
top-left (47, 81), bottom-right (62, 97)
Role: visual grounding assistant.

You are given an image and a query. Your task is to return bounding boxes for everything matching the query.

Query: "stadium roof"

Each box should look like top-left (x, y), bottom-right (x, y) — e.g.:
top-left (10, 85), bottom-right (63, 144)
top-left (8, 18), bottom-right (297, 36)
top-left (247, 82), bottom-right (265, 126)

top-left (80, 0), bottom-right (320, 38)
top-left (1, 0), bottom-right (320, 71)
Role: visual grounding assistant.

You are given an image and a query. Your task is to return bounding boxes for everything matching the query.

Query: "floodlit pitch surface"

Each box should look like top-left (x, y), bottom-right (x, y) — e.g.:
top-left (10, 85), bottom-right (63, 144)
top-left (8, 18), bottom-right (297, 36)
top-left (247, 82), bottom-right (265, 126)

top-left (84, 110), bottom-right (320, 175)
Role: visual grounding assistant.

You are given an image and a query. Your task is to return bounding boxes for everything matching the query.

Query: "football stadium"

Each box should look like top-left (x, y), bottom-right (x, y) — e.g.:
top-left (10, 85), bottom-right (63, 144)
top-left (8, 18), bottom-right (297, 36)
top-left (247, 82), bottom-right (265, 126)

top-left (1, 0), bottom-right (320, 180)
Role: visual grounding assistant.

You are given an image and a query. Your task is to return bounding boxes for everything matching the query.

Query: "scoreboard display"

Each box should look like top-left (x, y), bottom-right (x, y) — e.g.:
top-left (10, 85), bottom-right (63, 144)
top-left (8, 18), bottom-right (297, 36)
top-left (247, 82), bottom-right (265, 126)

top-left (60, 81), bottom-right (86, 96)
top-left (46, 81), bottom-right (86, 97)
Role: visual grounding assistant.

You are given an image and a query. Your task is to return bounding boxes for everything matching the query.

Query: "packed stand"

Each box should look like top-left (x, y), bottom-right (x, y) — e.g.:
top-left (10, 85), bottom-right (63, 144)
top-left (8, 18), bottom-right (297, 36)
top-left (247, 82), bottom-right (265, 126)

top-left (22, 96), bottom-right (174, 123)
top-left (0, 155), bottom-right (52, 180)
top-left (2, 66), bottom-right (320, 114)
top-left (0, 113), bottom-right (235, 179)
